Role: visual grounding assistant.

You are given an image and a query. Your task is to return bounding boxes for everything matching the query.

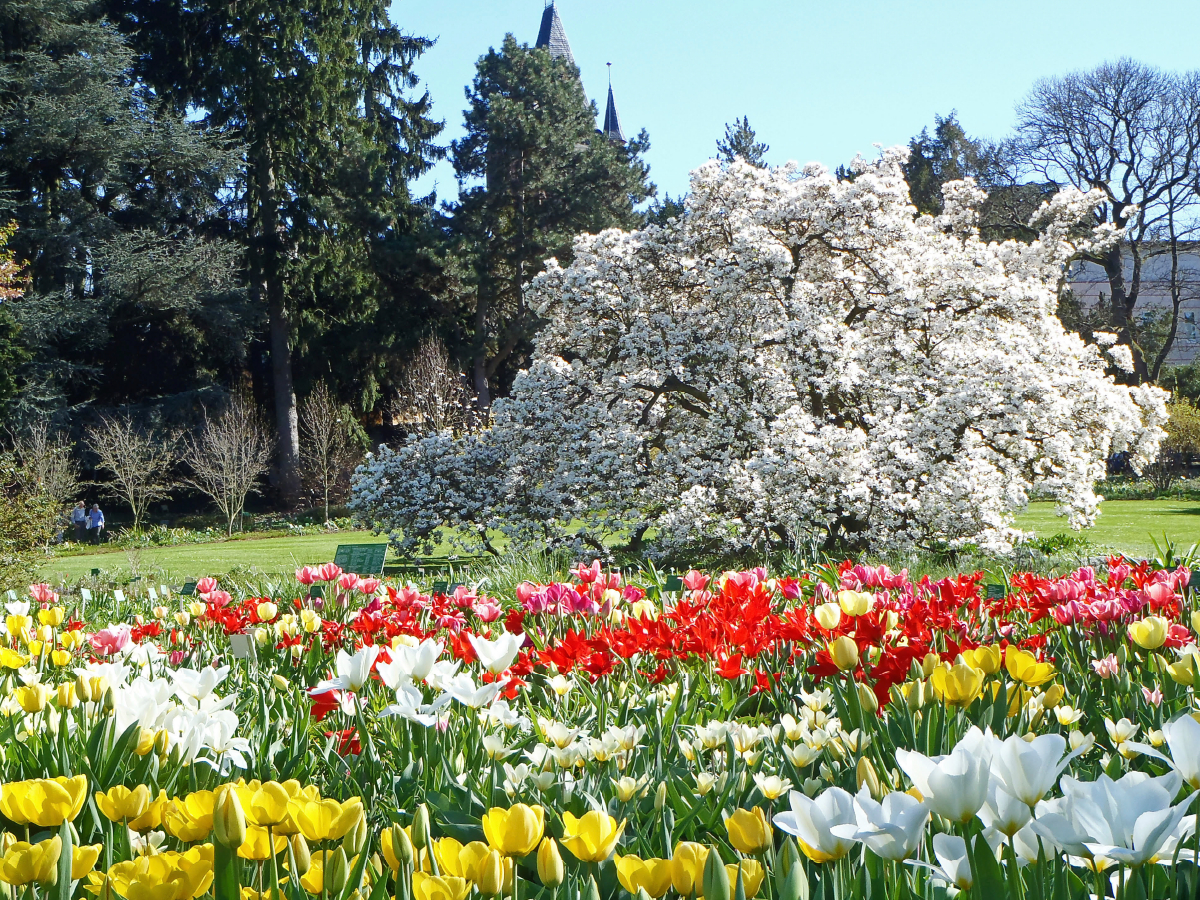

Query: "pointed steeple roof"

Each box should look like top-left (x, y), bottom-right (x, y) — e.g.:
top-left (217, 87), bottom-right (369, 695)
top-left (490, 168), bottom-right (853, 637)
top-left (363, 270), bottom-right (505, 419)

top-left (536, 2), bottom-right (574, 64)
top-left (602, 83), bottom-right (626, 143)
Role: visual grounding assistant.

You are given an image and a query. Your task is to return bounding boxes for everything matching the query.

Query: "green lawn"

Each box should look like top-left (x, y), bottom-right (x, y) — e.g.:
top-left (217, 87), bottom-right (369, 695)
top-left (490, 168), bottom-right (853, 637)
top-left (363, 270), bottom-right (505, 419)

top-left (39, 531), bottom-right (389, 583)
top-left (35, 499), bottom-right (1200, 583)
top-left (1014, 500), bottom-right (1200, 557)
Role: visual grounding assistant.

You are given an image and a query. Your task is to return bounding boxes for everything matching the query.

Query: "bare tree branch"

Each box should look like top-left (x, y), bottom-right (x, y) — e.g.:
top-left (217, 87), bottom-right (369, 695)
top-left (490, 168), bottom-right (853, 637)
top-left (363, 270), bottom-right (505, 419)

top-left (87, 414), bottom-right (177, 532)
top-left (183, 392), bottom-right (274, 535)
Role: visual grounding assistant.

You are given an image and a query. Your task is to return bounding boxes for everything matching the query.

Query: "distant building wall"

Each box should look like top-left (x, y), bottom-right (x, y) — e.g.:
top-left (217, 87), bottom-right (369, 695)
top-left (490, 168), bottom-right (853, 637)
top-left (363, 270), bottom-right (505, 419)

top-left (1068, 251), bottom-right (1200, 366)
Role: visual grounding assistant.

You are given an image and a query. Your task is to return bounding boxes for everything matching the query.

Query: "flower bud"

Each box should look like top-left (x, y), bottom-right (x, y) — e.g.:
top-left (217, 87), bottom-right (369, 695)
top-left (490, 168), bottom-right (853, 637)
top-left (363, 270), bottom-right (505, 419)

top-left (55, 682), bottom-right (78, 709)
top-left (411, 804), bottom-right (429, 850)
top-left (583, 876), bottom-right (602, 900)
top-left (654, 781), bottom-right (667, 811)
top-left (478, 849), bottom-right (503, 895)
top-left (213, 785), bottom-right (246, 849)
top-left (392, 823), bottom-right (414, 867)
top-left (101, 685), bottom-right (115, 713)
top-left (856, 756), bottom-right (882, 800)
top-left (777, 836), bottom-right (801, 879)
top-left (325, 847), bottom-right (348, 896)
top-left (702, 845), bottom-right (730, 900)
top-left (342, 811), bottom-right (368, 856)
top-left (537, 837), bottom-right (563, 888)
top-left (856, 682), bottom-right (878, 715)
top-left (289, 833), bottom-right (311, 877)
top-left (271, 674), bottom-right (289, 692)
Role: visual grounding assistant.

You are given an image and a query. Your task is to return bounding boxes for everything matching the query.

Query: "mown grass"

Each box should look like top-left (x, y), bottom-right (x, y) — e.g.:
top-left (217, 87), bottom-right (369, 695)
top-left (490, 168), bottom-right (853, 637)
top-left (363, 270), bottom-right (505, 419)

top-left (34, 499), bottom-right (1200, 586)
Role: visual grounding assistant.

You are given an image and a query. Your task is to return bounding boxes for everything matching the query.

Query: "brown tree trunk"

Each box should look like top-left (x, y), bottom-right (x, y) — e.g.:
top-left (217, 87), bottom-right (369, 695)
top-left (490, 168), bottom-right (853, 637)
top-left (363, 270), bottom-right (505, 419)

top-left (251, 107), bottom-right (302, 504)
top-left (1100, 244), bottom-right (1149, 382)
top-left (473, 288), bottom-right (491, 411)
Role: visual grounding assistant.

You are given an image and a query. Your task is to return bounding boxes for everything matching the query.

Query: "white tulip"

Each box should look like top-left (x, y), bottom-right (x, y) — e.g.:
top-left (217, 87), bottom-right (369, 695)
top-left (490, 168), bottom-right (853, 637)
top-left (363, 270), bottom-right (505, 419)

top-left (467, 631), bottom-right (526, 674)
top-left (896, 745), bottom-right (989, 824)
top-left (830, 787), bottom-right (930, 861)
top-left (990, 733), bottom-right (1085, 808)
top-left (774, 786), bottom-right (857, 863)
top-left (312, 645), bottom-right (380, 695)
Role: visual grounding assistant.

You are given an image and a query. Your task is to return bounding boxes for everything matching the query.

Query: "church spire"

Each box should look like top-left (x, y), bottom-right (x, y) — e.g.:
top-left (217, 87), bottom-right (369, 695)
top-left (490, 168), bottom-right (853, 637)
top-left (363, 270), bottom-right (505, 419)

top-left (535, 2), bottom-right (575, 65)
top-left (602, 63), bottom-right (626, 144)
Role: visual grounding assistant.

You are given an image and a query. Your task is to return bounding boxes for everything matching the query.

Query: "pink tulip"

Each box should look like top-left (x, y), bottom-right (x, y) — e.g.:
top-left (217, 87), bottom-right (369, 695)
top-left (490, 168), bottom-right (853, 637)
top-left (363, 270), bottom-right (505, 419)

top-left (516, 582), bottom-right (538, 604)
top-left (295, 566), bottom-right (317, 585)
top-left (1142, 685), bottom-right (1164, 707)
top-left (682, 570), bottom-right (709, 592)
top-left (28, 583), bottom-right (58, 605)
top-left (169, 650), bottom-right (187, 666)
top-left (338, 573), bottom-right (361, 592)
top-left (474, 601), bottom-right (502, 623)
top-left (1091, 654), bottom-right (1120, 679)
top-left (358, 578), bottom-right (380, 595)
top-left (316, 563), bottom-right (343, 582)
top-left (206, 591), bottom-right (232, 608)
top-left (91, 624), bottom-right (132, 656)
top-left (196, 577), bottom-right (219, 595)
top-left (574, 560), bottom-right (601, 584)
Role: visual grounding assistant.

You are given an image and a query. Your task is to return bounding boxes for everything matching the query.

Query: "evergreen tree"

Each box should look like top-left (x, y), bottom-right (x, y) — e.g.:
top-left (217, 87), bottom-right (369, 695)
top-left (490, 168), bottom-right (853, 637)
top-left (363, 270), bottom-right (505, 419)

top-left (450, 36), bottom-right (654, 409)
top-left (716, 116), bottom-right (769, 168)
top-left (104, 0), bottom-right (445, 501)
top-left (904, 112), bottom-right (1053, 241)
top-left (0, 0), bottom-right (246, 418)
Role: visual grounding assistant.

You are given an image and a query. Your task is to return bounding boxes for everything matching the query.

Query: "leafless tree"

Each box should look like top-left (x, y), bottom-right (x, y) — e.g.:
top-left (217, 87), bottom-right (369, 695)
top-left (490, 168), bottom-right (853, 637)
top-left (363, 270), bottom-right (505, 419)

top-left (393, 335), bottom-right (478, 435)
top-left (1011, 60), bottom-right (1200, 381)
top-left (184, 392), bottom-right (274, 535)
top-left (12, 417), bottom-right (80, 510)
top-left (299, 382), bottom-right (360, 523)
top-left (87, 413), bottom-right (178, 531)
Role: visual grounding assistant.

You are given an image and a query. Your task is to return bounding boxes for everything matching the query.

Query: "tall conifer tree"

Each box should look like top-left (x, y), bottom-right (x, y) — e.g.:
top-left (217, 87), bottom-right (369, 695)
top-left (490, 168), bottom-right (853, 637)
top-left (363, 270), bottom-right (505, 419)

top-left (449, 36), bottom-right (654, 409)
top-left (105, 0), bottom-right (443, 501)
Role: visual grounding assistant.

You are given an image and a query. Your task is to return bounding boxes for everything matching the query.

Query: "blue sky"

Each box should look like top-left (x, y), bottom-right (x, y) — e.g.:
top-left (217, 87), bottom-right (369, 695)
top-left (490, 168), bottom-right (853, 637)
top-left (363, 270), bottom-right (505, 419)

top-left (394, 0), bottom-right (1200, 203)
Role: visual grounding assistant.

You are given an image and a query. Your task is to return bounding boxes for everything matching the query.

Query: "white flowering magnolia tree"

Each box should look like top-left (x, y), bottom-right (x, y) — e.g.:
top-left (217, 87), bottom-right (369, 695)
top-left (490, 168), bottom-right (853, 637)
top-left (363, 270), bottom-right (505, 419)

top-left (354, 150), bottom-right (1168, 555)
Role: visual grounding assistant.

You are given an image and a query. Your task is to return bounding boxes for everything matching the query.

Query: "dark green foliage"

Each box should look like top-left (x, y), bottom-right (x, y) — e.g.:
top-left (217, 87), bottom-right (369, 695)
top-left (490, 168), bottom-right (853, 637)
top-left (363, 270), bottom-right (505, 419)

top-left (0, 0), bottom-right (248, 418)
top-left (646, 193), bottom-right (687, 227)
top-left (716, 116), bottom-right (768, 168)
top-left (448, 36), bottom-right (655, 407)
top-left (1163, 361), bottom-right (1200, 405)
top-left (904, 112), bottom-right (1053, 241)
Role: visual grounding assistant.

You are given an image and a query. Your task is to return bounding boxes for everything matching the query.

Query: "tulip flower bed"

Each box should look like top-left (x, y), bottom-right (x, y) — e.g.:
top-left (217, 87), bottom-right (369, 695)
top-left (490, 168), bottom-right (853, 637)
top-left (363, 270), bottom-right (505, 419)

top-left (3, 555), bottom-right (1200, 900)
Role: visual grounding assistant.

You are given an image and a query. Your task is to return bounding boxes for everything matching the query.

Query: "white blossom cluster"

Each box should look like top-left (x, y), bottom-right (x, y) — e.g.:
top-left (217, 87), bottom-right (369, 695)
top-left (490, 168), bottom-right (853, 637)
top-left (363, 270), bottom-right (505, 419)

top-left (354, 150), bottom-right (1167, 555)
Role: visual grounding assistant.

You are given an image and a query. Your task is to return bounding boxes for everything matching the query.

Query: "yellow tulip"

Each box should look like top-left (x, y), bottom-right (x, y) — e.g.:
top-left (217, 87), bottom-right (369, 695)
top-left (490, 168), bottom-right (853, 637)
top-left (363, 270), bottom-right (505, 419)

top-left (837, 590), bottom-right (873, 617)
top-left (1128, 616), bottom-right (1169, 650)
top-left (300, 610), bottom-right (323, 634)
top-left (128, 789), bottom-right (170, 832)
top-left (236, 781), bottom-right (293, 828)
top-left (481, 804), bottom-right (545, 857)
top-left (95, 784), bottom-right (152, 823)
top-left (257, 602), bottom-right (278, 622)
top-left (0, 648), bottom-right (26, 669)
top-left (828, 636), bottom-right (859, 671)
top-left (616, 855), bottom-right (674, 898)
top-left (237, 826), bottom-right (287, 861)
top-left (671, 842), bottom-right (709, 897)
top-left (297, 848), bottom-right (355, 894)
top-left (55, 681), bottom-right (78, 708)
top-left (13, 684), bottom-right (51, 713)
top-left (961, 645), bottom-right (1002, 675)
top-left (287, 796), bottom-right (363, 844)
top-left (412, 872), bottom-right (471, 900)
top-left (1004, 648), bottom-right (1056, 686)
top-left (0, 775), bottom-right (87, 826)
top-left (50, 649), bottom-right (71, 666)
top-left (1042, 683), bottom-right (1066, 708)
top-left (162, 792), bottom-right (216, 842)
top-left (76, 674), bottom-right (108, 702)
top-left (929, 662), bottom-right (985, 708)
top-left (725, 807), bottom-right (772, 855)
top-left (1169, 654), bottom-right (1200, 686)
top-left (813, 603), bottom-right (842, 630)
top-left (5, 615), bottom-right (30, 637)
top-left (726, 859), bottom-right (765, 899)
top-left (433, 838), bottom-right (489, 880)
top-left (38, 607), bottom-right (64, 627)
top-left (188, 601), bottom-right (206, 617)
top-left (561, 810), bottom-right (625, 863)
top-left (72, 844), bottom-right (102, 880)
top-left (59, 630), bottom-right (86, 651)
top-left (477, 849), bottom-right (504, 895)
top-left (0, 836), bottom-right (60, 886)
top-left (105, 847), bottom-right (214, 900)
top-left (537, 837), bottom-right (564, 888)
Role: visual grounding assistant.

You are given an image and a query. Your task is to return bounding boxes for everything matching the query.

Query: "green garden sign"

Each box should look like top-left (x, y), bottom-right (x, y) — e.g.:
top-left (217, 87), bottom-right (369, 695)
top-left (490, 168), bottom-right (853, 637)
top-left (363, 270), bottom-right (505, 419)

top-left (333, 543), bottom-right (388, 576)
